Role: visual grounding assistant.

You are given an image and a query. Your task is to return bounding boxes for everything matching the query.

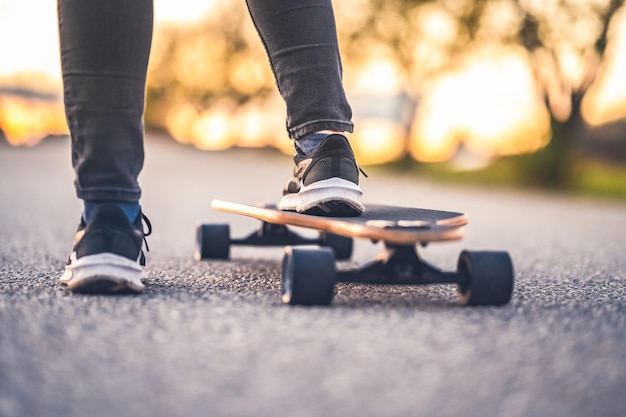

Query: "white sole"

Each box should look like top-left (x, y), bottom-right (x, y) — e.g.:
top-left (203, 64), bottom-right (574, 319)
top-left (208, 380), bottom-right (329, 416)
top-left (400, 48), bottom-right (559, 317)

top-left (60, 253), bottom-right (145, 293)
top-left (279, 178), bottom-right (365, 215)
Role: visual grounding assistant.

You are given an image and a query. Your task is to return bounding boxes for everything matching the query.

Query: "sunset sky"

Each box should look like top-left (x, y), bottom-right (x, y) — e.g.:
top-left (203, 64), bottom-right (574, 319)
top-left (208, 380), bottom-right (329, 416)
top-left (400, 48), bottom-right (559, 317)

top-left (0, 0), bottom-right (216, 77)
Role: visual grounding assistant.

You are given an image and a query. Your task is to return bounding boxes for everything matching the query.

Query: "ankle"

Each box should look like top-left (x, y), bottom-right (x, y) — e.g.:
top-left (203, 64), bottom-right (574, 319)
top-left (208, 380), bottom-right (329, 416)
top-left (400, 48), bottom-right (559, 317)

top-left (295, 131), bottom-right (344, 155)
top-left (83, 201), bottom-right (140, 224)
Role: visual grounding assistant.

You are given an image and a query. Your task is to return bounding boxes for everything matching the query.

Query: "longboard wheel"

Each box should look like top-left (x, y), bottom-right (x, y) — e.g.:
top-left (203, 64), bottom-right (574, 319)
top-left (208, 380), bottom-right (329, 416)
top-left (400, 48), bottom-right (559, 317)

top-left (282, 247), bottom-right (336, 306)
top-left (195, 223), bottom-right (230, 260)
top-left (319, 232), bottom-right (353, 260)
top-left (457, 250), bottom-right (514, 306)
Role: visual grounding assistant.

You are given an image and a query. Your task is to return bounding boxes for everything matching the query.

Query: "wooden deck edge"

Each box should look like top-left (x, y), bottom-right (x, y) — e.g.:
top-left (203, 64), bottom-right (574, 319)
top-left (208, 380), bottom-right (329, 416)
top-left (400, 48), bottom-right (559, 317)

top-left (211, 200), bottom-right (465, 245)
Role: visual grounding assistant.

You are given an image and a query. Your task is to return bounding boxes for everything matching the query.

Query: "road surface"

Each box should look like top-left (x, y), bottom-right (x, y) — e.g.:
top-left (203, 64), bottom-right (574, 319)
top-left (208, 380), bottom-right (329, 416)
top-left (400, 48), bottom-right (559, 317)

top-left (1, 135), bottom-right (624, 417)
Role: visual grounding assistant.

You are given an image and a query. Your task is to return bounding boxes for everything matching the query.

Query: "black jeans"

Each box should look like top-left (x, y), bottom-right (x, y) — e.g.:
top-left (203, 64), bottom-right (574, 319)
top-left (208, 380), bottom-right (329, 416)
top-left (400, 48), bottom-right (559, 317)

top-left (58, 0), bottom-right (353, 202)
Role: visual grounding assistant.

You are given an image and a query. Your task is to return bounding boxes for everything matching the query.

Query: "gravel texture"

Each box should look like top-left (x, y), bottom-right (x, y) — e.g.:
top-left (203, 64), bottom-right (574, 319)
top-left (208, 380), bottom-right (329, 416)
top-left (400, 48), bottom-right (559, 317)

top-left (1, 136), bottom-right (624, 417)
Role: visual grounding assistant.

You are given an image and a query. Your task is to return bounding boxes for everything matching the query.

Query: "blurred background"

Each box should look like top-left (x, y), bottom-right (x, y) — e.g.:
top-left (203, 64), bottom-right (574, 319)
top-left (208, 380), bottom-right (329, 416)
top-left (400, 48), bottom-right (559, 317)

top-left (1, 0), bottom-right (625, 198)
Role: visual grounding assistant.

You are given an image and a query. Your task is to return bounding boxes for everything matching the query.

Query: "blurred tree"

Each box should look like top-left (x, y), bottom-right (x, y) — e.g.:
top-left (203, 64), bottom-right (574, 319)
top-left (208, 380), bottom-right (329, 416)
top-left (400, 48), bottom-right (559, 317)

top-left (335, 0), bottom-right (624, 187)
top-left (146, 3), bottom-right (275, 130)
top-left (147, 0), bottom-right (624, 188)
top-left (515, 0), bottom-right (623, 187)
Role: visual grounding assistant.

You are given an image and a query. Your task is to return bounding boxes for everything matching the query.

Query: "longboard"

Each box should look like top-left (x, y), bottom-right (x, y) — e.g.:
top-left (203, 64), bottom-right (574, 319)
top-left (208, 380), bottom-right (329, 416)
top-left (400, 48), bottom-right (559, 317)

top-left (196, 200), bottom-right (514, 308)
top-left (210, 200), bottom-right (468, 246)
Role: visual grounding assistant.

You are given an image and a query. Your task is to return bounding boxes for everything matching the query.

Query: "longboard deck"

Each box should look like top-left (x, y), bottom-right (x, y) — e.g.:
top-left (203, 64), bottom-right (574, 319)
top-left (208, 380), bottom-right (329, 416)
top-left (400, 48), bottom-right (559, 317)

top-left (211, 200), bottom-right (468, 245)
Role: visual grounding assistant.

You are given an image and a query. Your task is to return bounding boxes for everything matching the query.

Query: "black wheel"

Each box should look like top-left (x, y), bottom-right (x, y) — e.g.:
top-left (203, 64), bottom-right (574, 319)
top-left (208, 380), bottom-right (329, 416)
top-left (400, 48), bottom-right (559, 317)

top-left (282, 247), bottom-right (336, 306)
top-left (319, 232), bottom-right (353, 260)
top-left (457, 250), bottom-right (514, 306)
top-left (195, 223), bottom-right (230, 260)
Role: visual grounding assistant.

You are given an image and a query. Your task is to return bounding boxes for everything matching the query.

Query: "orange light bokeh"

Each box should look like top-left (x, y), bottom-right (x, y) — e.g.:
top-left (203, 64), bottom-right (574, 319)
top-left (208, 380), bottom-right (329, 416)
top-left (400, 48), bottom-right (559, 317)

top-left (410, 48), bottom-right (551, 162)
top-left (0, 74), bottom-right (68, 146)
top-left (1, 1), bottom-right (625, 168)
top-left (583, 10), bottom-right (626, 126)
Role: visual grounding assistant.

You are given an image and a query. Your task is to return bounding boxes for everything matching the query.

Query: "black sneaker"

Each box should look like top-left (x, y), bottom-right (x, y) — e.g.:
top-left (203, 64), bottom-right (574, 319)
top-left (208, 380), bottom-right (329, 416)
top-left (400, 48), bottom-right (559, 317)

top-left (59, 204), bottom-right (152, 294)
top-left (278, 134), bottom-right (365, 216)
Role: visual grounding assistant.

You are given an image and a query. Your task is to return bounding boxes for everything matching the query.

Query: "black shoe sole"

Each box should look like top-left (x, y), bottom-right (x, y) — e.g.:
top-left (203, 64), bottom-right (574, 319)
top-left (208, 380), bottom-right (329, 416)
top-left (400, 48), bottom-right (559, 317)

top-left (69, 277), bottom-right (143, 295)
top-left (299, 200), bottom-right (364, 217)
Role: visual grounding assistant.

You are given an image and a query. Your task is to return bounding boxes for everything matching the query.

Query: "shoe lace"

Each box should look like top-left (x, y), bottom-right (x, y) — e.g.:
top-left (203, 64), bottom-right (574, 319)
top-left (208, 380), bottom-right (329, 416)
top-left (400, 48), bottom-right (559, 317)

top-left (141, 213), bottom-right (152, 252)
top-left (359, 166), bottom-right (368, 178)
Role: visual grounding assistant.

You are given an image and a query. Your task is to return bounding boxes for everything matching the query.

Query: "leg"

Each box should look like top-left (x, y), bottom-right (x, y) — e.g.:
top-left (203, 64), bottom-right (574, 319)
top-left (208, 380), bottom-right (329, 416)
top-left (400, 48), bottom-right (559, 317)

top-left (245, 0), bottom-right (353, 138)
top-left (57, 0), bottom-right (153, 293)
top-left (59, 0), bottom-right (152, 204)
top-left (246, 0), bottom-right (365, 216)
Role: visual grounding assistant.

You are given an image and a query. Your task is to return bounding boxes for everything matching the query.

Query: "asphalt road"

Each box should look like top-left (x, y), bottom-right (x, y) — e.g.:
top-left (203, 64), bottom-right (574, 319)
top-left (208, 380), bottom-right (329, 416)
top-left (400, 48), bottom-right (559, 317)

top-left (1, 135), bottom-right (625, 417)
